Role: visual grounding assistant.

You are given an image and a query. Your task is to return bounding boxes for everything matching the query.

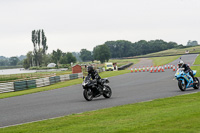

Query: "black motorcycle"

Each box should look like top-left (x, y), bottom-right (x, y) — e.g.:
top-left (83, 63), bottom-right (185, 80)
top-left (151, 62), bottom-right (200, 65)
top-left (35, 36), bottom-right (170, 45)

top-left (82, 75), bottom-right (112, 101)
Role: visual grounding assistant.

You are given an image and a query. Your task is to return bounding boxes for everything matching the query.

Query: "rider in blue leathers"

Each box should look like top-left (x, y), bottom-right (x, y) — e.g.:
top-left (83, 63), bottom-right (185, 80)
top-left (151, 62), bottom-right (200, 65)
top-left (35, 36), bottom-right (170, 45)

top-left (178, 60), bottom-right (197, 83)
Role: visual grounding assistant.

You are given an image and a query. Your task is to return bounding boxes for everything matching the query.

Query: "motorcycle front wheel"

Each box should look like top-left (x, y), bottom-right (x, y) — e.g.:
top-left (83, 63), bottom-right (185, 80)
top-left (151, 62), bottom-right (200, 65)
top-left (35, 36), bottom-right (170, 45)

top-left (83, 89), bottom-right (93, 101)
top-left (193, 77), bottom-right (199, 89)
top-left (178, 80), bottom-right (186, 91)
top-left (103, 85), bottom-right (112, 98)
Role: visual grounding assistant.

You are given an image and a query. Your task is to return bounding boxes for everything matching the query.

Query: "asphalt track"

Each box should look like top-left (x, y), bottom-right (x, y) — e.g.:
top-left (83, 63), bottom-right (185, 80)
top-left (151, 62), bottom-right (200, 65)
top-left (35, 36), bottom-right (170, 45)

top-left (0, 54), bottom-right (199, 128)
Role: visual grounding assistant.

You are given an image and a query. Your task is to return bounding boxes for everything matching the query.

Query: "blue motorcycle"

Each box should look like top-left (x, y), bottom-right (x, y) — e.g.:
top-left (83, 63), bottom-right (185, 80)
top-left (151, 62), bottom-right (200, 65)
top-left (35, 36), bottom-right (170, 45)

top-left (175, 68), bottom-right (199, 91)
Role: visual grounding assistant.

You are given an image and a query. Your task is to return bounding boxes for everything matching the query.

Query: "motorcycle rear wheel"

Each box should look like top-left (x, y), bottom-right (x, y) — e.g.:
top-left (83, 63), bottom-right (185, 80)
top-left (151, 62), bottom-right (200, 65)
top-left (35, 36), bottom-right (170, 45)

top-left (178, 80), bottom-right (186, 91)
top-left (193, 77), bottom-right (199, 89)
top-left (83, 89), bottom-right (93, 101)
top-left (103, 85), bottom-right (112, 98)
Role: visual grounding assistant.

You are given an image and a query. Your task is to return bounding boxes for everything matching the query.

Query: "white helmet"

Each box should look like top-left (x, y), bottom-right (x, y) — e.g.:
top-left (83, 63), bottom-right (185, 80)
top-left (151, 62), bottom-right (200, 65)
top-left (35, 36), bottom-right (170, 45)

top-left (178, 60), bottom-right (184, 68)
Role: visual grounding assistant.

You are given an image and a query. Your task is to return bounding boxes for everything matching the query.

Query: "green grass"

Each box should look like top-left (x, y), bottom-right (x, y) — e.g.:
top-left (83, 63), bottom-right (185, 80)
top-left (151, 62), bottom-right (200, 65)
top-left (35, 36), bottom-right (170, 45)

top-left (191, 66), bottom-right (200, 77)
top-left (193, 54), bottom-right (200, 65)
top-left (151, 55), bottom-right (181, 66)
top-left (0, 70), bottom-right (130, 99)
top-left (2, 92), bottom-right (200, 133)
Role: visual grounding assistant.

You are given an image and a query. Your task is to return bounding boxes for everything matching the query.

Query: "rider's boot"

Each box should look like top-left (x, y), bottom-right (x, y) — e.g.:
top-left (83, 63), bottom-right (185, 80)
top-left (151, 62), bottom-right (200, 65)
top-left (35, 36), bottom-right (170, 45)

top-left (192, 77), bottom-right (198, 83)
top-left (193, 79), bottom-right (198, 83)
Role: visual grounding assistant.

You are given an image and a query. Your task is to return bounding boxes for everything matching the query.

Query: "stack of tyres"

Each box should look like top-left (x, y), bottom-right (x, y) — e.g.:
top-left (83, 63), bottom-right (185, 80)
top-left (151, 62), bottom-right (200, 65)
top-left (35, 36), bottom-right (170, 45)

top-left (14, 81), bottom-right (27, 91)
top-left (60, 74), bottom-right (70, 81)
top-left (49, 77), bottom-right (56, 85)
top-left (43, 78), bottom-right (50, 86)
top-left (27, 80), bottom-right (36, 89)
top-left (55, 76), bottom-right (60, 83)
top-left (60, 75), bottom-right (65, 81)
top-left (69, 74), bottom-right (78, 80)
top-left (0, 82), bottom-right (14, 93)
top-left (36, 78), bottom-right (45, 87)
top-left (78, 73), bottom-right (83, 78)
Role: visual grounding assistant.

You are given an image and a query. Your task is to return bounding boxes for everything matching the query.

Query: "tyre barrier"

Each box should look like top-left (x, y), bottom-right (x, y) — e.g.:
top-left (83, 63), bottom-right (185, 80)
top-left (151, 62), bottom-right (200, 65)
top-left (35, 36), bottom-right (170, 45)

top-left (49, 77), bottom-right (56, 85)
top-left (36, 78), bottom-right (46, 88)
top-left (14, 81), bottom-right (28, 91)
top-left (0, 82), bottom-right (14, 93)
top-left (60, 74), bottom-right (70, 81)
top-left (78, 73), bottom-right (83, 78)
top-left (27, 80), bottom-right (36, 89)
top-left (0, 72), bottom-right (83, 93)
top-left (70, 74), bottom-right (78, 80)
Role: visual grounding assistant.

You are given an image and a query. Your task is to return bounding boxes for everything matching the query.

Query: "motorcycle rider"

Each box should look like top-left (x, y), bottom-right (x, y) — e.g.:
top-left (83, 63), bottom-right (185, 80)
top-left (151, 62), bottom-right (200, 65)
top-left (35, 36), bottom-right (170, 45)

top-left (87, 66), bottom-right (103, 94)
top-left (178, 60), bottom-right (197, 83)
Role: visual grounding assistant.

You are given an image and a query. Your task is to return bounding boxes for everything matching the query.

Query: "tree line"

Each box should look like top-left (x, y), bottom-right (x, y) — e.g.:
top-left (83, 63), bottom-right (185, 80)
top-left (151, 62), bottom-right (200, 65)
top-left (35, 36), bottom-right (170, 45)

top-left (3, 29), bottom-right (194, 69)
top-left (1, 28), bottom-right (198, 69)
top-left (79, 39), bottom-right (182, 63)
top-left (0, 56), bottom-right (26, 66)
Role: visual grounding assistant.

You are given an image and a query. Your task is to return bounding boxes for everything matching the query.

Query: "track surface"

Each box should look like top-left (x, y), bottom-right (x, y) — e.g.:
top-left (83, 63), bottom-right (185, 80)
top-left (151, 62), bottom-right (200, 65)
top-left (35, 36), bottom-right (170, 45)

top-left (0, 54), bottom-right (199, 128)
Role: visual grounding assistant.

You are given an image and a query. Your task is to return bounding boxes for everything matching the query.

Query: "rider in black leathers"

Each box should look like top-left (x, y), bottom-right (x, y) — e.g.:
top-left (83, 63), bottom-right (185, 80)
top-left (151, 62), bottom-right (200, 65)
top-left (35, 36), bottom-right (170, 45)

top-left (178, 60), bottom-right (197, 83)
top-left (87, 66), bottom-right (103, 93)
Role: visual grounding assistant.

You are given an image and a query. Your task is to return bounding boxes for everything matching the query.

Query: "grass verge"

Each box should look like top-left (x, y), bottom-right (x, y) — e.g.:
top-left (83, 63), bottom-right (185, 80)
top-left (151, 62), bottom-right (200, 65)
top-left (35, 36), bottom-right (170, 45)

top-left (151, 55), bottom-right (181, 66)
top-left (191, 66), bottom-right (200, 77)
top-left (1, 92), bottom-right (200, 132)
top-left (193, 54), bottom-right (200, 65)
top-left (0, 70), bottom-right (130, 99)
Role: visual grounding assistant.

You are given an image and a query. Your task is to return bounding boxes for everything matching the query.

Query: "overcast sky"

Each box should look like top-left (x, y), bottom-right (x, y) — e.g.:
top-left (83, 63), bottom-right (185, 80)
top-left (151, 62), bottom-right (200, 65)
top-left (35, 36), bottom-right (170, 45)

top-left (0, 0), bottom-right (199, 57)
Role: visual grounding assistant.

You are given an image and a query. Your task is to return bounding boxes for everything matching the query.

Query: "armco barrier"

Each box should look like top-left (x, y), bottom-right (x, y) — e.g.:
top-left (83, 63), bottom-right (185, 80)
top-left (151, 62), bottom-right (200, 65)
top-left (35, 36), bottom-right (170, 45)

top-left (118, 63), bottom-right (133, 70)
top-left (0, 82), bottom-right (14, 93)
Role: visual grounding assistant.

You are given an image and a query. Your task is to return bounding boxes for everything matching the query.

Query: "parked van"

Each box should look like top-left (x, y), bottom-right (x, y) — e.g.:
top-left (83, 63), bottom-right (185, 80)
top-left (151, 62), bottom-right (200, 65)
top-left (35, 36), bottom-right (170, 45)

top-left (105, 62), bottom-right (114, 71)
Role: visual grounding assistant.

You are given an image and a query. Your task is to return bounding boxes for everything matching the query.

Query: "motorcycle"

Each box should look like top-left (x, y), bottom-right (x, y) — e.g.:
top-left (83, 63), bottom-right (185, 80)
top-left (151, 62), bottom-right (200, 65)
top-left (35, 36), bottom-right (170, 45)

top-left (175, 68), bottom-right (199, 91)
top-left (82, 75), bottom-right (112, 101)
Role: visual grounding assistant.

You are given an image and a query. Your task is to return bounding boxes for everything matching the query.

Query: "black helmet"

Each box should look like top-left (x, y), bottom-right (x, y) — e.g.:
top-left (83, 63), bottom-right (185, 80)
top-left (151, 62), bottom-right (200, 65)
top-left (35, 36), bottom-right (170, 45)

top-left (87, 66), bottom-right (94, 73)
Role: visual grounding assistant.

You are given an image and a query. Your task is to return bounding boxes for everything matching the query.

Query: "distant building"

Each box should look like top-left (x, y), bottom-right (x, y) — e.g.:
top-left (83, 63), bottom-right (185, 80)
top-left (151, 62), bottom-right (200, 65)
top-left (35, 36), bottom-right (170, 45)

top-left (72, 65), bottom-right (82, 73)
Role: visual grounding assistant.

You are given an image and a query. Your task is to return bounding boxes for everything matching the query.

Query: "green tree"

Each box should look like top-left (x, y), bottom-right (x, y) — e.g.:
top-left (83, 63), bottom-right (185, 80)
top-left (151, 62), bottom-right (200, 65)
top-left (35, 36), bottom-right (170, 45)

top-left (31, 29), bottom-right (48, 66)
top-left (9, 57), bottom-right (19, 66)
top-left (66, 52), bottom-right (76, 64)
top-left (93, 44), bottom-right (110, 63)
top-left (187, 40), bottom-right (199, 46)
top-left (23, 59), bottom-right (30, 69)
top-left (80, 49), bottom-right (93, 61)
top-left (22, 51), bottom-right (33, 69)
top-left (60, 52), bottom-right (77, 64)
top-left (52, 49), bottom-right (62, 67)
